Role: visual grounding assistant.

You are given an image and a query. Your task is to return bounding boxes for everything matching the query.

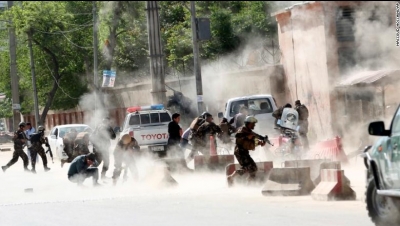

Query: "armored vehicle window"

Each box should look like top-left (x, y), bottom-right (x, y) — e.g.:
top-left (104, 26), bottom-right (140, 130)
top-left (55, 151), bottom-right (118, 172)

top-left (160, 112), bottom-right (171, 122)
top-left (140, 114), bottom-right (151, 124)
top-left (150, 113), bottom-right (160, 123)
top-left (129, 115), bottom-right (140, 126)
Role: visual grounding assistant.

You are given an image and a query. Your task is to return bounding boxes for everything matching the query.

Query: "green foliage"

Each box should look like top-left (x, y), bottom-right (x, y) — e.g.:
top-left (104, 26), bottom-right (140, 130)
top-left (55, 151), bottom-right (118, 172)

top-left (160, 1), bottom-right (277, 72)
top-left (0, 1), bottom-right (91, 121)
top-left (0, 1), bottom-right (277, 120)
top-left (0, 98), bottom-right (13, 118)
top-left (98, 1), bottom-right (149, 83)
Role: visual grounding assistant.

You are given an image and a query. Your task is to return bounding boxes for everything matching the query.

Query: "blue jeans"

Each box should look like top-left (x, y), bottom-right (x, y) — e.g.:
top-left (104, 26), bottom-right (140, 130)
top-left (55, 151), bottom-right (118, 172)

top-left (180, 139), bottom-right (192, 151)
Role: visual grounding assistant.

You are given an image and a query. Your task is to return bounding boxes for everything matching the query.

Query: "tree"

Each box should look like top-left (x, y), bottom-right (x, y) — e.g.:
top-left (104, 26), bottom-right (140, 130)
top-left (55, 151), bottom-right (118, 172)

top-left (98, 1), bottom-right (149, 85)
top-left (1, 1), bottom-right (91, 125)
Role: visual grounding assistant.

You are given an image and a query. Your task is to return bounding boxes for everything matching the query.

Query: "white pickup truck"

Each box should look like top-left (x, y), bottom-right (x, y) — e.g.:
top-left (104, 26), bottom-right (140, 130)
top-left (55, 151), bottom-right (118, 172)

top-left (217, 94), bottom-right (278, 136)
top-left (119, 104), bottom-right (172, 155)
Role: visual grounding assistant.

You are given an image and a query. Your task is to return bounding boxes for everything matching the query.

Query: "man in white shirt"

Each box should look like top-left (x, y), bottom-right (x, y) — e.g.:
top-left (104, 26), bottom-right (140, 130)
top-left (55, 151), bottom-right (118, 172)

top-left (25, 122), bottom-right (37, 167)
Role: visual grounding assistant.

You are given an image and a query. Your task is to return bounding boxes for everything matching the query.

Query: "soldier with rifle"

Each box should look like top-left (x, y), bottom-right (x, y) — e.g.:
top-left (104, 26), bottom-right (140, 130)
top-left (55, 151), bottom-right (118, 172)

top-left (29, 125), bottom-right (51, 173)
top-left (226, 116), bottom-right (272, 186)
top-left (2, 122), bottom-right (30, 172)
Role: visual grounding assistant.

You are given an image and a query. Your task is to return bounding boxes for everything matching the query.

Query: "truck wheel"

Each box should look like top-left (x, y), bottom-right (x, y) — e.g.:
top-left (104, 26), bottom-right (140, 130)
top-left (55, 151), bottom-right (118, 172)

top-left (366, 178), bottom-right (400, 225)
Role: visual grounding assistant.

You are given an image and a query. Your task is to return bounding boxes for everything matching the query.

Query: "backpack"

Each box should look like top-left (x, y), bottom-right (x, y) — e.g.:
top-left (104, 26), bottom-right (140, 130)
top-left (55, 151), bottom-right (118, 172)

top-left (298, 105), bottom-right (309, 120)
top-left (189, 117), bottom-right (205, 132)
top-left (30, 133), bottom-right (42, 143)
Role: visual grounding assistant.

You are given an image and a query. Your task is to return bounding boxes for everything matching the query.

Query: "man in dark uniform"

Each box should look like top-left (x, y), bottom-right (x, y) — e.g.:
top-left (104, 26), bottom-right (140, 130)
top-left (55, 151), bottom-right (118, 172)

top-left (227, 116), bottom-right (266, 186)
top-left (74, 130), bottom-right (91, 156)
top-left (272, 103), bottom-right (292, 129)
top-left (190, 113), bottom-right (222, 159)
top-left (92, 117), bottom-right (116, 179)
top-left (30, 125), bottom-right (51, 173)
top-left (167, 113), bottom-right (182, 157)
top-left (218, 117), bottom-right (236, 144)
top-left (68, 152), bottom-right (100, 186)
top-left (61, 128), bottom-right (79, 167)
top-left (2, 122), bottom-right (30, 172)
top-left (187, 112), bottom-right (208, 161)
top-left (294, 100), bottom-right (310, 150)
top-left (112, 134), bottom-right (141, 185)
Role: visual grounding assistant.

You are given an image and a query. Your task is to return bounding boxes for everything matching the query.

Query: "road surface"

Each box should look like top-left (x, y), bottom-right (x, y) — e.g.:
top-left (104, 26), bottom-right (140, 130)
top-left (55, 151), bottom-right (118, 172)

top-left (0, 143), bottom-right (374, 226)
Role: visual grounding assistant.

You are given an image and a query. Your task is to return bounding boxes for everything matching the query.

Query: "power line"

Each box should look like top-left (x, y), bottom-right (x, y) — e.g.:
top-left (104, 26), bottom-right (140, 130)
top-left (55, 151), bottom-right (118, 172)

top-left (34, 23), bottom-right (93, 35)
top-left (42, 52), bottom-right (81, 100)
top-left (61, 32), bottom-right (93, 49)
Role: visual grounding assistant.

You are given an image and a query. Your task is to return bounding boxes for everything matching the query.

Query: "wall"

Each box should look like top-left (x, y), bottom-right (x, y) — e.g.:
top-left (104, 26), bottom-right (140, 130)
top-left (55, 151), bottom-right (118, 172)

top-left (275, 2), bottom-right (334, 142)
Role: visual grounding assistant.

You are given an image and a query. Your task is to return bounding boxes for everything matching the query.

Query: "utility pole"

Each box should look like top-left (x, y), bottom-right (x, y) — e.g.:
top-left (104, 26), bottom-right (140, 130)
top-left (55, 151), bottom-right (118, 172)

top-left (146, 1), bottom-right (167, 105)
top-left (93, 1), bottom-right (99, 121)
top-left (27, 30), bottom-right (40, 128)
top-left (190, 1), bottom-right (203, 115)
top-left (7, 1), bottom-right (21, 131)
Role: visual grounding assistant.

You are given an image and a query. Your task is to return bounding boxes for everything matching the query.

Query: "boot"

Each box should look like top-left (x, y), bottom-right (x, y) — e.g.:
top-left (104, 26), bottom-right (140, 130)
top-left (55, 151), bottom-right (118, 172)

top-left (227, 175), bottom-right (234, 187)
top-left (101, 172), bottom-right (110, 180)
top-left (61, 159), bottom-right (67, 168)
top-left (44, 165), bottom-right (51, 172)
top-left (24, 167), bottom-right (31, 173)
top-left (1, 166), bottom-right (7, 172)
top-left (31, 164), bottom-right (36, 174)
top-left (227, 171), bottom-right (238, 187)
top-left (93, 181), bottom-right (102, 187)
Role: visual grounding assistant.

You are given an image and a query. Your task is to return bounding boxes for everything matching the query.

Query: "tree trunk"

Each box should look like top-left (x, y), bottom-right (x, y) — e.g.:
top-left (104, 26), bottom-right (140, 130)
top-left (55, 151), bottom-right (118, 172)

top-left (104, 1), bottom-right (124, 70)
top-left (32, 39), bottom-right (61, 127)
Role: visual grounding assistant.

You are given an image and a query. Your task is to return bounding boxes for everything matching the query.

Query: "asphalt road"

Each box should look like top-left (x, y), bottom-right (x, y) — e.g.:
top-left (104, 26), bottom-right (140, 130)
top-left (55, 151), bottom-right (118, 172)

top-left (0, 143), bottom-right (374, 226)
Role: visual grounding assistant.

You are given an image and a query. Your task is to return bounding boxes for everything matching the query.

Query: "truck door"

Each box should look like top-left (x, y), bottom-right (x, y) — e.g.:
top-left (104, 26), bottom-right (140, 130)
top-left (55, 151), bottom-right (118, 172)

top-left (387, 106), bottom-right (400, 189)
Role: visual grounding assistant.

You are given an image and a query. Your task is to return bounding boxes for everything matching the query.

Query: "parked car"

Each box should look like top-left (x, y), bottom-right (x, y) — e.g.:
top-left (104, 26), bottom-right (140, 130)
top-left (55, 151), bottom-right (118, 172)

top-left (47, 124), bottom-right (92, 160)
top-left (364, 104), bottom-right (400, 225)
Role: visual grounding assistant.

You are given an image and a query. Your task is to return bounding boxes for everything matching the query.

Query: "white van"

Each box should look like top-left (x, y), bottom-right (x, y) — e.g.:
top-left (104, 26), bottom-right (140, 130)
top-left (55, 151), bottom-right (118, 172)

top-left (217, 94), bottom-right (278, 135)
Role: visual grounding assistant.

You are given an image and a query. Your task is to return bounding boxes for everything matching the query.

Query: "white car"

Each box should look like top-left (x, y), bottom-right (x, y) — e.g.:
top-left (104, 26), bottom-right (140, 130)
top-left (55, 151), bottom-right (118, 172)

top-left (47, 124), bottom-right (92, 160)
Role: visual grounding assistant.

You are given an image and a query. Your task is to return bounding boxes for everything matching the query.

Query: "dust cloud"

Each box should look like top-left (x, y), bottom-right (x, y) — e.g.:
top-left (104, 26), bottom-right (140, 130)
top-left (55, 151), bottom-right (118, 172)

top-left (337, 2), bottom-right (399, 149)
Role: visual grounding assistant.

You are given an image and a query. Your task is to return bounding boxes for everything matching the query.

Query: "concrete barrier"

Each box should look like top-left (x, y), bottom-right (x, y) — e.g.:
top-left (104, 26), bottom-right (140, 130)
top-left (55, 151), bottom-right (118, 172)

top-left (194, 155), bottom-right (235, 171)
top-left (0, 148), bottom-right (11, 152)
top-left (261, 167), bottom-right (315, 196)
top-left (311, 169), bottom-right (356, 201)
top-left (313, 161), bottom-right (350, 186)
top-left (284, 159), bottom-right (328, 185)
top-left (309, 136), bottom-right (348, 164)
top-left (225, 161), bottom-right (274, 185)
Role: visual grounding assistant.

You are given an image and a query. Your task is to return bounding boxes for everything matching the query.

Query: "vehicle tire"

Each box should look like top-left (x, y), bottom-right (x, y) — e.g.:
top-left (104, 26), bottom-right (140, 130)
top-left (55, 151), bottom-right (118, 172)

top-left (366, 178), bottom-right (400, 226)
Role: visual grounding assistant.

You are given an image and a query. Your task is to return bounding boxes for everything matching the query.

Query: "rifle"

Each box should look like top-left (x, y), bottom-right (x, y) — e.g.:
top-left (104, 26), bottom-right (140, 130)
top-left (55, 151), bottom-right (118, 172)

top-left (252, 132), bottom-right (274, 146)
top-left (44, 137), bottom-right (54, 163)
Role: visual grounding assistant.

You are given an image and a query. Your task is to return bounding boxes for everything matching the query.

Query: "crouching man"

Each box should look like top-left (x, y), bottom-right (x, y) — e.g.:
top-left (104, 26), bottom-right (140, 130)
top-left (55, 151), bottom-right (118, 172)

top-left (67, 153), bottom-right (101, 187)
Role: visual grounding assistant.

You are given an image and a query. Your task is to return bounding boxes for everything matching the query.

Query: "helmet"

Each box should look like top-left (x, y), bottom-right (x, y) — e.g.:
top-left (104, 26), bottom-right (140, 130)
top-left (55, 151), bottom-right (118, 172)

top-left (38, 125), bottom-right (45, 131)
top-left (244, 116), bottom-right (258, 124)
top-left (121, 134), bottom-right (131, 145)
top-left (202, 112), bottom-right (212, 119)
top-left (19, 122), bottom-right (26, 127)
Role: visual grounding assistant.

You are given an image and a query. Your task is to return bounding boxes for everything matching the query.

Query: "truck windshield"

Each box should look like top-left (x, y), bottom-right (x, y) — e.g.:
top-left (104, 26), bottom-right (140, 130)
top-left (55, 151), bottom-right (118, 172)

top-left (229, 98), bottom-right (273, 117)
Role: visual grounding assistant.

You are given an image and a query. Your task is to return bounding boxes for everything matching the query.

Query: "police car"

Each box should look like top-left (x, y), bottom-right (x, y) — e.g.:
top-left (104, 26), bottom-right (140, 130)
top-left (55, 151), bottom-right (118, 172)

top-left (118, 104), bottom-right (172, 155)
